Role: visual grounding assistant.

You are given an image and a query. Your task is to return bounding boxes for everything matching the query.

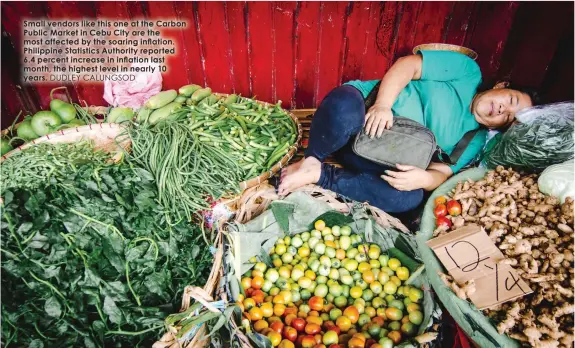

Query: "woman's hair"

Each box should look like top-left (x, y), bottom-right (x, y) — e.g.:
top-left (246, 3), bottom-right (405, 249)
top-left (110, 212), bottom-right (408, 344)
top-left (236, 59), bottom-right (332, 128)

top-left (477, 80), bottom-right (542, 106)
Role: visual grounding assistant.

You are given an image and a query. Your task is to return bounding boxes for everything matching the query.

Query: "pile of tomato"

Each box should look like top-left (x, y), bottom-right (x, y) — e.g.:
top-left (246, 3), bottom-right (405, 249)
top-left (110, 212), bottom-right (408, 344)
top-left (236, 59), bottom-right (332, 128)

top-left (433, 196), bottom-right (462, 229)
top-left (237, 221), bottom-right (425, 348)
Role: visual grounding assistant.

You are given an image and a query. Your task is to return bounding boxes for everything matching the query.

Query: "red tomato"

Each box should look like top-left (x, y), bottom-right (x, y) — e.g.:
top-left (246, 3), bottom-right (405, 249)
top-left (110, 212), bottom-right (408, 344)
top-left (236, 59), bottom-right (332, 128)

top-left (305, 323), bottom-right (321, 335)
top-left (433, 204), bottom-right (447, 218)
top-left (447, 200), bottom-right (462, 216)
top-left (291, 318), bottom-right (306, 332)
top-left (308, 296), bottom-right (325, 311)
top-left (301, 335), bottom-right (317, 348)
top-left (270, 321), bottom-right (284, 334)
top-left (282, 326), bottom-right (298, 342)
top-left (434, 196), bottom-right (447, 206)
top-left (436, 216), bottom-right (452, 228)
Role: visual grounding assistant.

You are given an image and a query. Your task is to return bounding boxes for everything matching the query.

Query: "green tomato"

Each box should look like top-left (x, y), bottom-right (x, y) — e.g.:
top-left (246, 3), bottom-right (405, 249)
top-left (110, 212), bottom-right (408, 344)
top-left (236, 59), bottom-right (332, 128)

top-left (66, 119), bottom-right (86, 127)
top-left (50, 99), bottom-right (77, 123)
top-left (379, 337), bottom-right (394, 348)
top-left (31, 111), bottom-right (62, 136)
top-left (340, 225), bottom-right (352, 236)
top-left (1, 138), bottom-right (13, 155)
top-left (379, 254), bottom-right (390, 267)
top-left (334, 295), bottom-right (347, 308)
top-left (331, 225), bottom-right (341, 236)
top-left (314, 284), bottom-right (328, 297)
top-left (16, 118), bottom-right (39, 141)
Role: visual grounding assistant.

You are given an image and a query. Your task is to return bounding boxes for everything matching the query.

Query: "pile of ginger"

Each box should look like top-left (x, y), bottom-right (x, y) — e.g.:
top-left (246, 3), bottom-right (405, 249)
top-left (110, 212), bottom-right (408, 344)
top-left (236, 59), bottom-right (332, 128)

top-left (435, 166), bottom-right (574, 348)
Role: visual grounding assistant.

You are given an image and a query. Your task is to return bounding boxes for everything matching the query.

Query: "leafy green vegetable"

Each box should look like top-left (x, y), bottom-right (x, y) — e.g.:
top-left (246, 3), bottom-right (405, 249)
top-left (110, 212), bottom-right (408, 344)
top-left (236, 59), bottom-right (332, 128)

top-left (1, 150), bottom-right (214, 347)
top-left (0, 141), bottom-right (110, 194)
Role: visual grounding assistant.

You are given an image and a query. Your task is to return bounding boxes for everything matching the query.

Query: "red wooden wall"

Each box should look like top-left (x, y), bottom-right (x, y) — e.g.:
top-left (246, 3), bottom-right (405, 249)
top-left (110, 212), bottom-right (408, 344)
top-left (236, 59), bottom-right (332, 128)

top-left (2, 1), bottom-right (573, 128)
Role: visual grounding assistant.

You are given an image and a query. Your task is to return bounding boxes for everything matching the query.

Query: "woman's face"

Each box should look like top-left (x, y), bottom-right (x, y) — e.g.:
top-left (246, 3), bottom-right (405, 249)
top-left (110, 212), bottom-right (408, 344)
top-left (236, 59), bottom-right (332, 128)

top-left (471, 86), bottom-right (533, 129)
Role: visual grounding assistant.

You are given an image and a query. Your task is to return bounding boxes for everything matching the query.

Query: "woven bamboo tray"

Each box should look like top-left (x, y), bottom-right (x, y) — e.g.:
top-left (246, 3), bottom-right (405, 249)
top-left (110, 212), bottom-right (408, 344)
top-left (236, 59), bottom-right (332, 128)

top-left (413, 43), bottom-right (478, 60)
top-left (1, 122), bottom-right (130, 162)
top-left (216, 182), bottom-right (438, 348)
top-left (211, 94), bottom-right (303, 191)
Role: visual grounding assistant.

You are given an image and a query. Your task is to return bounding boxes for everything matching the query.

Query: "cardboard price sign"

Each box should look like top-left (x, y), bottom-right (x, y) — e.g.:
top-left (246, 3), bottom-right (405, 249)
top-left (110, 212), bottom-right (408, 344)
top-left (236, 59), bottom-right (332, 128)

top-left (427, 224), bottom-right (532, 309)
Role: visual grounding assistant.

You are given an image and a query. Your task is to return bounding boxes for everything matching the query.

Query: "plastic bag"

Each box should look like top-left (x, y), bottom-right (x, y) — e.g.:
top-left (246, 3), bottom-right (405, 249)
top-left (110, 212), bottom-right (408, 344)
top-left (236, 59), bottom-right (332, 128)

top-left (538, 160), bottom-right (574, 203)
top-left (482, 102), bottom-right (574, 173)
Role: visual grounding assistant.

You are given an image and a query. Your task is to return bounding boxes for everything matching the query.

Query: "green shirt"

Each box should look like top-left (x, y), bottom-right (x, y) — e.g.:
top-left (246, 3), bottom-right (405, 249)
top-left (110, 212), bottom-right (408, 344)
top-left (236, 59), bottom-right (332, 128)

top-left (344, 50), bottom-right (487, 173)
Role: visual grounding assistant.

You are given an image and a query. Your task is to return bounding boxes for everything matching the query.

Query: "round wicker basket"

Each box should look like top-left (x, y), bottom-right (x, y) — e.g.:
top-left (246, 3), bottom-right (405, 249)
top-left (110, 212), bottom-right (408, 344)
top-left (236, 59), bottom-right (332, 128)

top-left (413, 43), bottom-right (478, 60)
top-left (1, 122), bottom-right (130, 162)
top-left (212, 94), bottom-right (303, 191)
top-left (217, 182), bottom-right (443, 348)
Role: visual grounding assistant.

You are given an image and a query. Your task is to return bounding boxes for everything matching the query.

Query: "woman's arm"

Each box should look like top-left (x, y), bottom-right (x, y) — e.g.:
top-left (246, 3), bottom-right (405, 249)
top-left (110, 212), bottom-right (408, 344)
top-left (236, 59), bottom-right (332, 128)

top-left (374, 54), bottom-right (423, 108)
top-left (365, 54), bottom-right (423, 137)
top-left (381, 162), bottom-right (452, 192)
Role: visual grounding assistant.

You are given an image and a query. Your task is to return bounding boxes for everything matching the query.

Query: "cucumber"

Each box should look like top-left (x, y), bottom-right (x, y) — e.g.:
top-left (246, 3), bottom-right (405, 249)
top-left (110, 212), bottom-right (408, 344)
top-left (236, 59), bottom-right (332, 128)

top-left (148, 102), bottom-right (183, 125)
top-left (136, 107), bottom-right (152, 123)
top-left (191, 87), bottom-right (212, 103)
top-left (144, 90), bottom-right (178, 109)
top-left (174, 95), bottom-right (188, 103)
top-left (178, 84), bottom-right (202, 97)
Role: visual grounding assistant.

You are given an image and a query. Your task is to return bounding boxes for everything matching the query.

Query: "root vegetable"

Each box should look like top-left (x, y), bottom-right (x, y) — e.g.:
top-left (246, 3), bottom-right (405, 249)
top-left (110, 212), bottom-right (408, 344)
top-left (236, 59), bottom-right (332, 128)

top-left (439, 166), bottom-right (574, 347)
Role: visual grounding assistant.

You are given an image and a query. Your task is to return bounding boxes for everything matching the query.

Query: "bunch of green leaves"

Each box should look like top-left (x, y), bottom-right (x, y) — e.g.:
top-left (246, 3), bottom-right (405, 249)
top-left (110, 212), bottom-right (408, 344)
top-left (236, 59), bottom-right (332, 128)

top-left (1, 161), bottom-right (214, 347)
top-left (0, 141), bottom-right (110, 194)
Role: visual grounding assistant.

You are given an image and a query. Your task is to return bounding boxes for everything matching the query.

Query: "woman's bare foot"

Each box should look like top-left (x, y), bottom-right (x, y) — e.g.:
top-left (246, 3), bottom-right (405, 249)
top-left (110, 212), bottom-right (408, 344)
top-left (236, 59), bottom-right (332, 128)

top-left (278, 157), bottom-right (322, 195)
top-left (280, 158), bottom-right (304, 181)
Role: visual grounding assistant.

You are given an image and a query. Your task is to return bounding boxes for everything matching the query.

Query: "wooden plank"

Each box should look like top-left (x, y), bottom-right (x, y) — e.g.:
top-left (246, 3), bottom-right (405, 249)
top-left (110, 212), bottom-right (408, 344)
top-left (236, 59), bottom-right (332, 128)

top-left (2, 2), bottom-right (46, 111)
top-left (362, 2), bottom-right (400, 80)
top-left (412, 1), bottom-right (454, 46)
top-left (226, 1), bottom-right (251, 96)
top-left (445, 2), bottom-right (480, 46)
top-left (246, 1), bottom-right (274, 103)
top-left (540, 25), bottom-right (574, 103)
top-left (194, 2), bottom-right (233, 93)
top-left (44, 1), bottom-right (103, 106)
top-left (341, 2), bottom-right (371, 84)
top-left (293, 1), bottom-right (321, 108)
top-left (497, 2), bottom-right (573, 87)
top-left (393, 1), bottom-right (421, 58)
top-left (174, 2), bottom-right (206, 86)
top-left (147, 1), bottom-right (193, 90)
top-left (315, 1), bottom-right (347, 107)
top-left (272, 1), bottom-right (297, 108)
top-left (468, 2), bottom-right (520, 80)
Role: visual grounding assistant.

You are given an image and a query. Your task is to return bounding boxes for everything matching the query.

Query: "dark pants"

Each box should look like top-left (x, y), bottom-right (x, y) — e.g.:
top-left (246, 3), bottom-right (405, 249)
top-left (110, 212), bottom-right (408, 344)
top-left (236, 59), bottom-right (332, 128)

top-left (304, 85), bottom-right (424, 213)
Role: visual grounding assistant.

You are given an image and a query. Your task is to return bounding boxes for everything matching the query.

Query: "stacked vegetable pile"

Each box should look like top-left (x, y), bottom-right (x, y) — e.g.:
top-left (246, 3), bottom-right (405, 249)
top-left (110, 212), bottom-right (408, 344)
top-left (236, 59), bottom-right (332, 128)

top-left (237, 220), bottom-right (426, 348)
top-left (2, 88), bottom-right (98, 156)
top-left (1, 142), bottom-right (214, 347)
top-left (433, 166), bottom-right (574, 347)
top-left (127, 85), bottom-right (298, 221)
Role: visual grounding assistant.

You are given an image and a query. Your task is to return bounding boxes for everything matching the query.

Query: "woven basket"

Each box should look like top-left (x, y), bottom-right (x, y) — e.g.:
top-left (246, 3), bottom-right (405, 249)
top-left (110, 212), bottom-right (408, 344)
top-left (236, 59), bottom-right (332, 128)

top-left (218, 182), bottom-right (441, 348)
top-left (0, 122), bottom-right (130, 162)
top-left (413, 43), bottom-right (478, 60)
top-left (153, 225), bottom-right (225, 348)
top-left (211, 95), bottom-right (303, 191)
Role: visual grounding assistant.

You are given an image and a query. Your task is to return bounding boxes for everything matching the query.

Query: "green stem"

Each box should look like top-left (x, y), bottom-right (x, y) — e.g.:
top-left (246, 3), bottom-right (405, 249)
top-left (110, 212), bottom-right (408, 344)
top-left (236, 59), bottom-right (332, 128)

top-left (125, 262), bottom-right (141, 306)
top-left (105, 325), bottom-right (163, 336)
top-left (28, 271), bottom-right (68, 305)
top-left (69, 209), bottom-right (125, 240)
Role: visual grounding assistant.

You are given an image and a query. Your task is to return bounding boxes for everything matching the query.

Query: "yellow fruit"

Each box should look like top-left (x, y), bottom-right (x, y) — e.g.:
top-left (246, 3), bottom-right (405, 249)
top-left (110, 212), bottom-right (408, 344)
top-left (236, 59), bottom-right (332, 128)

top-left (304, 270), bottom-right (316, 280)
top-left (358, 262), bottom-right (371, 273)
top-left (350, 286), bottom-right (363, 299)
top-left (275, 244), bottom-right (287, 255)
top-left (390, 276), bottom-right (402, 287)
top-left (388, 258), bottom-right (401, 271)
top-left (314, 220), bottom-right (326, 231)
top-left (396, 266), bottom-right (410, 281)
top-left (298, 277), bottom-right (312, 289)
top-left (362, 270), bottom-right (375, 284)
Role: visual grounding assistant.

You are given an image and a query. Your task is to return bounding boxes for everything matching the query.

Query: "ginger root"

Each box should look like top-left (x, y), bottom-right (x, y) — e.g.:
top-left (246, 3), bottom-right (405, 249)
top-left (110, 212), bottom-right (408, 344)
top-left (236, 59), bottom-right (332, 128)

top-left (440, 167), bottom-right (574, 347)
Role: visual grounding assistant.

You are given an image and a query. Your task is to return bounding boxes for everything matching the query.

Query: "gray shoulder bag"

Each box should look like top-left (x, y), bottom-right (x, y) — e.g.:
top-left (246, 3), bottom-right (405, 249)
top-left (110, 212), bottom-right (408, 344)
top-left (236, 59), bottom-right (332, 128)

top-left (352, 81), bottom-right (481, 169)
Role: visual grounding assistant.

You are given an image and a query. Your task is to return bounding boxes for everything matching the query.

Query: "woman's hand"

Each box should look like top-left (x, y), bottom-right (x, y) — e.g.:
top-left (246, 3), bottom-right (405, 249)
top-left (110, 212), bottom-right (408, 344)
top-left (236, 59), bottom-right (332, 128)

top-left (381, 164), bottom-right (432, 191)
top-left (364, 104), bottom-right (393, 138)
